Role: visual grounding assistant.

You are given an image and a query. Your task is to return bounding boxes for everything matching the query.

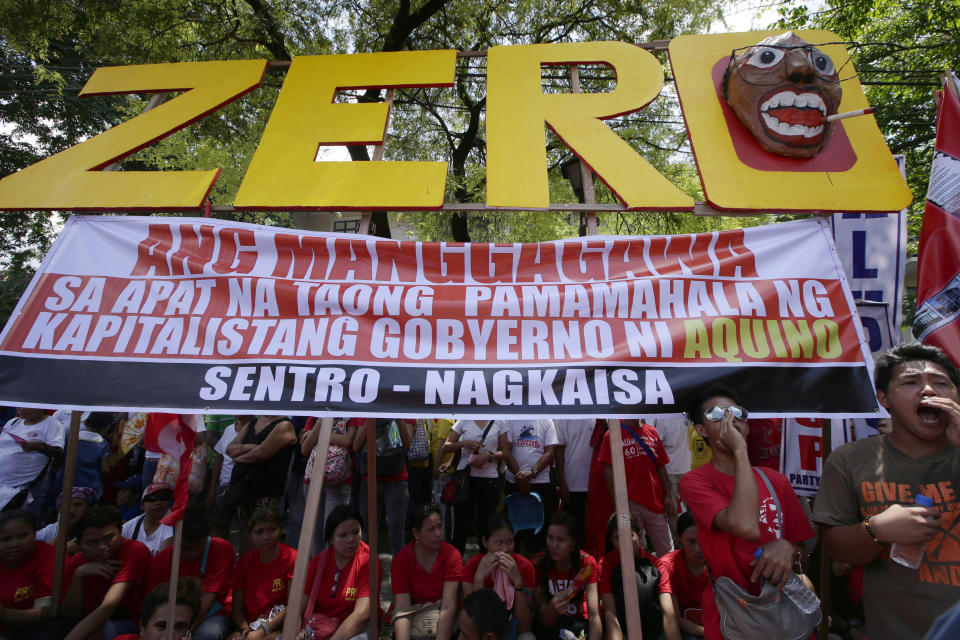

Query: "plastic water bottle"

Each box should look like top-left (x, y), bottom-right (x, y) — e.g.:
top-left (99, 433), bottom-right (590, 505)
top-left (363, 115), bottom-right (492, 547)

top-left (753, 548), bottom-right (820, 614)
top-left (889, 494), bottom-right (934, 569)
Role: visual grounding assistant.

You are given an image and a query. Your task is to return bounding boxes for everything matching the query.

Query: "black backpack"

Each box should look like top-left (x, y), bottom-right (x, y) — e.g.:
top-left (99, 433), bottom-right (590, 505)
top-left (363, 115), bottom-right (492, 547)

top-left (357, 419), bottom-right (406, 477)
top-left (611, 555), bottom-right (663, 640)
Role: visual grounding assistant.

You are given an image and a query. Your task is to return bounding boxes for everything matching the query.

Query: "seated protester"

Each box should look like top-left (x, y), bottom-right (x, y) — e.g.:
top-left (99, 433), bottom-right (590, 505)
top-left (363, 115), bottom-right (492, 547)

top-left (35, 486), bottom-right (97, 556)
top-left (61, 505), bottom-right (152, 640)
top-left (114, 579), bottom-right (203, 640)
top-left (121, 483), bottom-right (174, 556)
top-left (302, 505), bottom-right (380, 640)
top-left (114, 477), bottom-right (143, 522)
top-left (534, 512), bottom-right (601, 640)
top-left (657, 512), bottom-right (708, 639)
top-left (462, 514), bottom-right (536, 640)
top-left (391, 503), bottom-right (461, 640)
top-left (228, 509), bottom-right (296, 640)
top-left (148, 505), bottom-right (235, 640)
top-left (599, 513), bottom-right (664, 640)
top-left (0, 509), bottom-right (67, 640)
top-left (459, 588), bottom-right (509, 640)
top-left (679, 387), bottom-right (814, 640)
top-left (0, 408), bottom-right (64, 512)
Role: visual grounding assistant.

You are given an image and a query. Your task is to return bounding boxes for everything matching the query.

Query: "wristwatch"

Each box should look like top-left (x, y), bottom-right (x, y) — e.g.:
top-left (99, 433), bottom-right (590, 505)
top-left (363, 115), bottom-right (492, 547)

top-left (249, 618), bottom-right (270, 632)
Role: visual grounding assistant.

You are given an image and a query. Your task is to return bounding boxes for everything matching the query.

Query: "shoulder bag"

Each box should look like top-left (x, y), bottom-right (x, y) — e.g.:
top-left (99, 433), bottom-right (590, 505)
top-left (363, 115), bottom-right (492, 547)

top-left (299, 549), bottom-right (340, 640)
top-left (712, 467), bottom-right (821, 640)
top-left (441, 420), bottom-right (495, 506)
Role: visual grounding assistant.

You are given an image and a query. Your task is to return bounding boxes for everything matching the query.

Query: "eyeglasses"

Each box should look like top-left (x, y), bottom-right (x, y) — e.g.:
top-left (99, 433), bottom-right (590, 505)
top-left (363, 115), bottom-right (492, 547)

top-left (703, 405), bottom-right (749, 422)
top-left (728, 41), bottom-right (859, 85)
top-left (142, 494), bottom-right (170, 503)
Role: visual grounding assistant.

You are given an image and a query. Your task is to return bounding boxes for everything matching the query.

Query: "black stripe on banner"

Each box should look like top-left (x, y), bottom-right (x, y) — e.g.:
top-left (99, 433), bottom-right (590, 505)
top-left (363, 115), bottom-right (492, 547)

top-left (0, 355), bottom-right (879, 417)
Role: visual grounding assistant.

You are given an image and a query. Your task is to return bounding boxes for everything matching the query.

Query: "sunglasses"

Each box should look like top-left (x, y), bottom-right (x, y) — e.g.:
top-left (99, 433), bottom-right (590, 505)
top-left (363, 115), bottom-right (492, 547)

top-left (703, 405), bottom-right (748, 422)
top-left (142, 494), bottom-right (171, 503)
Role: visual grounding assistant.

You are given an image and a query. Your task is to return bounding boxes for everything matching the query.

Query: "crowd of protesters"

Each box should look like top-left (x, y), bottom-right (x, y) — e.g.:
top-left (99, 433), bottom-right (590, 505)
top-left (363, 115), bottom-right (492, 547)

top-left (1, 342), bottom-right (959, 640)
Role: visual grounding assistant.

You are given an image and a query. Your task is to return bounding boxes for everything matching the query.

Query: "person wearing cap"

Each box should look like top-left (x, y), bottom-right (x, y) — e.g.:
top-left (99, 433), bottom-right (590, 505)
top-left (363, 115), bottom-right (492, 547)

top-left (114, 476), bottom-right (143, 521)
top-left (35, 486), bottom-right (97, 555)
top-left (121, 483), bottom-right (174, 556)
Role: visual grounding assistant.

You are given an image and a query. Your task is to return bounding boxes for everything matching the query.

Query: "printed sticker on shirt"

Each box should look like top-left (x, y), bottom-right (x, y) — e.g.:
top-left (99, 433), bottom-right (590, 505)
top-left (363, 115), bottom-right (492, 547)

top-left (515, 424), bottom-right (541, 449)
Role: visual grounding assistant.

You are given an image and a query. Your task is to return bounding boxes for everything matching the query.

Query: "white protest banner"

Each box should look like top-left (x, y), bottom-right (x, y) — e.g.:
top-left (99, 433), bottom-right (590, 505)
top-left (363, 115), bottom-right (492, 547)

top-left (0, 216), bottom-right (880, 419)
top-left (782, 417), bottom-right (849, 496)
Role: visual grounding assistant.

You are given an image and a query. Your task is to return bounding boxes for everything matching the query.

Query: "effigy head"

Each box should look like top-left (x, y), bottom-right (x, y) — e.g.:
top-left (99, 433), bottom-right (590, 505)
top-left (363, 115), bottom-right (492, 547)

top-left (723, 31), bottom-right (842, 157)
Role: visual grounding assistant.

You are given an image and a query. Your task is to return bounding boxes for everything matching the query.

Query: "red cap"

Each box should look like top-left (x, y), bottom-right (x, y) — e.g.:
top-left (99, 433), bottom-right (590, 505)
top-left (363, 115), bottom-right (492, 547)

top-left (142, 482), bottom-right (173, 501)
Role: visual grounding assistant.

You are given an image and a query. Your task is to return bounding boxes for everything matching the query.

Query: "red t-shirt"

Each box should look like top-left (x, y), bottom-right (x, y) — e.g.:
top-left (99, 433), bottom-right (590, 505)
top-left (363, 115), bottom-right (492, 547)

top-left (233, 544), bottom-right (297, 621)
top-left (64, 538), bottom-right (151, 619)
top-left (597, 423), bottom-right (669, 513)
top-left (655, 549), bottom-right (708, 614)
top-left (535, 551), bottom-right (599, 619)
top-left (598, 547), bottom-right (661, 596)
top-left (679, 463), bottom-right (814, 640)
top-left (149, 536), bottom-right (235, 616)
top-left (462, 552), bottom-right (536, 590)
top-left (0, 541), bottom-right (55, 630)
top-left (348, 418), bottom-right (413, 482)
top-left (303, 541), bottom-right (380, 623)
top-left (391, 542), bottom-right (462, 604)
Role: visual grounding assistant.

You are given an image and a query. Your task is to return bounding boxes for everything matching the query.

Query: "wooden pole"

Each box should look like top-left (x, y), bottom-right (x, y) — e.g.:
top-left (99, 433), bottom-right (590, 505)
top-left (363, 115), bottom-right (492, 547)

top-left (365, 418), bottom-right (379, 640)
top-left (818, 419), bottom-right (834, 640)
top-left (569, 65), bottom-right (599, 235)
top-left (50, 410), bottom-right (82, 617)
top-left (165, 520), bottom-right (183, 640)
top-left (356, 144), bottom-right (382, 639)
top-left (571, 60), bottom-right (641, 638)
top-left (282, 417), bottom-right (335, 639)
top-left (605, 420), bottom-right (644, 639)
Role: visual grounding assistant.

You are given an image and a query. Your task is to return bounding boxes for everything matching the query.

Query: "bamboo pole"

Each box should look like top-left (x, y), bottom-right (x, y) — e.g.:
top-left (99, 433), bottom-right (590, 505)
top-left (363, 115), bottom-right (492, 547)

top-left (605, 420), bottom-right (645, 639)
top-left (571, 60), bottom-right (642, 638)
top-left (818, 419), bottom-right (833, 640)
top-left (165, 520), bottom-right (183, 640)
top-left (365, 418), bottom-right (379, 640)
top-left (282, 417), bottom-right (335, 639)
top-left (50, 410), bottom-right (82, 617)
top-left (356, 145), bottom-right (382, 638)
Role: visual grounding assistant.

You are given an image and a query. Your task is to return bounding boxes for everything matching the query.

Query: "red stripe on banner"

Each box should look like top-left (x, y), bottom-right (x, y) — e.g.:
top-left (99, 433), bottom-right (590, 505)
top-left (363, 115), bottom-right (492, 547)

top-left (2, 274), bottom-right (864, 364)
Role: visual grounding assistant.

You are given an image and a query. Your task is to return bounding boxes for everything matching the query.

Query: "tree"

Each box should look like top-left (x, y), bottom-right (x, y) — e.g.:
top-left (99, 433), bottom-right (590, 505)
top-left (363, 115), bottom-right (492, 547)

top-left (0, 0), bottom-right (744, 322)
top-left (775, 0), bottom-right (960, 253)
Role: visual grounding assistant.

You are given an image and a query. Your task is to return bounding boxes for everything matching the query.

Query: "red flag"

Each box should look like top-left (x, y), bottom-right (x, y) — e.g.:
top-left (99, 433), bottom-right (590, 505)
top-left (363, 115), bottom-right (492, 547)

top-left (144, 413), bottom-right (197, 525)
top-left (914, 73), bottom-right (960, 364)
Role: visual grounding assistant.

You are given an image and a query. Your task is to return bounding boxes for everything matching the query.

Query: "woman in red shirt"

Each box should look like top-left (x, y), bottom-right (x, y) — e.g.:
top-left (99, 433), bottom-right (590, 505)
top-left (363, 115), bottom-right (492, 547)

top-left (461, 514), bottom-right (535, 638)
top-left (391, 503), bottom-right (461, 640)
top-left (228, 509), bottom-right (296, 639)
top-left (0, 509), bottom-right (63, 640)
top-left (534, 512), bottom-right (601, 640)
top-left (302, 505), bottom-right (379, 640)
top-left (657, 511), bottom-right (708, 639)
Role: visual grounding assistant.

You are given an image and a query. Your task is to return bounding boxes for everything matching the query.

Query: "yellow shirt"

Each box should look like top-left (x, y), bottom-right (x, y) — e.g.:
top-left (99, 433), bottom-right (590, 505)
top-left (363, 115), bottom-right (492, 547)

top-left (689, 422), bottom-right (712, 469)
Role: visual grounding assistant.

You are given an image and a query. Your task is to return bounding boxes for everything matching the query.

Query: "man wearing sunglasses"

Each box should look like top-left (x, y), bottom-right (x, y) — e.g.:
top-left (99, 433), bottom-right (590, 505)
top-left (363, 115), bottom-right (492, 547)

top-left (679, 388), bottom-right (814, 640)
top-left (813, 343), bottom-right (960, 640)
